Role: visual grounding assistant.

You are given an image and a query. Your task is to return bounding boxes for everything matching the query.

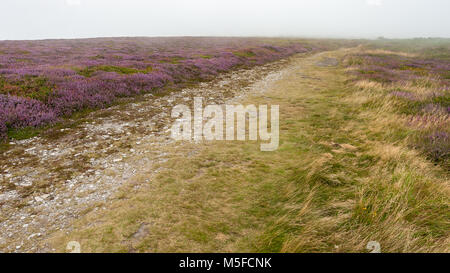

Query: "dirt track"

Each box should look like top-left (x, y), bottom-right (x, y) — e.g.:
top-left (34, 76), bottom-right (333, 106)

top-left (0, 55), bottom-right (294, 252)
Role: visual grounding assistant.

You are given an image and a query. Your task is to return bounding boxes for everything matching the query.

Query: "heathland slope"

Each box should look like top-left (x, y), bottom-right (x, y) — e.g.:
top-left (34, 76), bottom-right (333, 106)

top-left (42, 48), bottom-right (450, 252)
top-left (0, 40), bottom-right (448, 252)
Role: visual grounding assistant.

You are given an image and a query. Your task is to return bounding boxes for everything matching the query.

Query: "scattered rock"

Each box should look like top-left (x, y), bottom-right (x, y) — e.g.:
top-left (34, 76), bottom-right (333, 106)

top-left (131, 223), bottom-right (149, 241)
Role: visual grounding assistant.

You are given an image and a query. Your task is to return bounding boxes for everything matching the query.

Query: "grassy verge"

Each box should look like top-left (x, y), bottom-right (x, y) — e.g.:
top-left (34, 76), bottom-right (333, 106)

top-left (46, 49), bottom-right (449, 253)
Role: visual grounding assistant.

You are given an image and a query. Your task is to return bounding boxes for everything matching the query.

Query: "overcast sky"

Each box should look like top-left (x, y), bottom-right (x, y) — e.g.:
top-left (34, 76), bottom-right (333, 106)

top-left (0, 0), bottom-right (449, 40)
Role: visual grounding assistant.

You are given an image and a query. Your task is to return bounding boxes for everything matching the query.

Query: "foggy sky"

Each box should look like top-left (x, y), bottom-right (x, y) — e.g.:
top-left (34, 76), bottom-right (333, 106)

top-left (1, 0), bottom-right (449, 40)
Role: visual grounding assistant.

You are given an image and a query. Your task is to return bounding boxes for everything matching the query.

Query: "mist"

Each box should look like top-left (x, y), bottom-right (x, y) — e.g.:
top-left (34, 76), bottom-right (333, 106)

top-left (1, 0), bottom-right (449, 40)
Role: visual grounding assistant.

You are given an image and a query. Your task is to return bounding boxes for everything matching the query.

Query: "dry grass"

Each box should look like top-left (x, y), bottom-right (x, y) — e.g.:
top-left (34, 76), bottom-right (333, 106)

top-left (44, 48), bottom-right (449, 253)
top-left (364, 49), bottom-right (418, 58)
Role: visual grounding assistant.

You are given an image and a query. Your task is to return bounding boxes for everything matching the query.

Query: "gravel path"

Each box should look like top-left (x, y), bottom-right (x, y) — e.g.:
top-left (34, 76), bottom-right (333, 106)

top-left (0, 56), bottom-right (293, 252)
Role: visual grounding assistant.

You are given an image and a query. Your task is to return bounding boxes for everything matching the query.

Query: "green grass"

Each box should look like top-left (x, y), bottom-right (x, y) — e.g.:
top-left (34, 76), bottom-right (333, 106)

top-left (233, 50), bottom-right (257, 58)
top-left (0, 76), bottom-right (54, 100)
top-left (77, 65), bottom-right (153, 77)
top-left (158, 56), bottom-right (186, 64)
top-left (7, 127), bottom-right (40, 140)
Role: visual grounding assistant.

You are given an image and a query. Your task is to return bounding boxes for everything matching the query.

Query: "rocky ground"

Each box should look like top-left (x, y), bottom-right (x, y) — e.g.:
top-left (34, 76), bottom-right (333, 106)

top-left (0, 56), bottom-right (293, 252)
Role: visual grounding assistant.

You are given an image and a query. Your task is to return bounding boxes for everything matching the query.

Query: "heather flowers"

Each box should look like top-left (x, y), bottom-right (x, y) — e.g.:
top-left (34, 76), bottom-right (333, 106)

top-left (0, 38), bottom-right (315, 140)
top-left (0, 94), bottom-right (56, 138)
top-left (345, 49), bottom-right (450, 166)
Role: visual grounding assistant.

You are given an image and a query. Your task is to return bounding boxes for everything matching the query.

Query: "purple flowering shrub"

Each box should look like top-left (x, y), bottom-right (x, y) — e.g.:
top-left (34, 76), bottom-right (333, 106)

top-left (345, 53), bottom-right (450, 86)
top-left (345, 50), bottom-right (450, 166)
top-left (414, 130), bottom-right (450, 167)
top-left (0, 37), bottom-right (316, 139)
top-left (0, 94), bottom-right (56, 138)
